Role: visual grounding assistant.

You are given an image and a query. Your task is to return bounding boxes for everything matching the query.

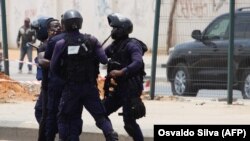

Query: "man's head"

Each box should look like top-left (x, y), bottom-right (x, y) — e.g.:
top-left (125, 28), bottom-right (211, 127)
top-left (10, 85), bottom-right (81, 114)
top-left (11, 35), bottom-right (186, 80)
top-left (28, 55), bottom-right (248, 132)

top-left (31, 17), bottom-right (54, 41)
top-left (63, 9), bottom-right (83, 32)
top-left (107, 13), bottom-right (133, 40)
top-left (24, 17), bottom-right (30, 28)
top-left (47, 19), bottom-right (61, 37)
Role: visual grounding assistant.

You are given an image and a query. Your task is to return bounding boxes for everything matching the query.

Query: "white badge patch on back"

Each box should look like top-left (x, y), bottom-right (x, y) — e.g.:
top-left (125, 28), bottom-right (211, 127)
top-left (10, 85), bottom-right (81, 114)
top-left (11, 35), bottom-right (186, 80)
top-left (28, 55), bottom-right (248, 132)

top-left (68, 45), bottom-right (80, 55)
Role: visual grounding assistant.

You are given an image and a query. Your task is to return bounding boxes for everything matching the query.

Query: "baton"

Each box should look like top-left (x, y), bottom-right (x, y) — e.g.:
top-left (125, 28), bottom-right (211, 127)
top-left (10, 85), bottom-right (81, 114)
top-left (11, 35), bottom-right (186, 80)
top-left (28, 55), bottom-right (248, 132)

top-left (101, 34), bottom-right (111, 47)
top-left (27, 42), bottom-right (39, 50)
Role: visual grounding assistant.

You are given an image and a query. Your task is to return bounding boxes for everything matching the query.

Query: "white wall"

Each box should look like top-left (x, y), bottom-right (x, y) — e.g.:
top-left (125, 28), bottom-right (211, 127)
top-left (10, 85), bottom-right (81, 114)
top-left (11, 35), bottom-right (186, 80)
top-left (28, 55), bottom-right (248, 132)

top-left (3, 0), bottom-right (250, 50)
top-left (165, 0), bottom-right (250, 48)
top-left (5, 0), bottom-right (155, 49)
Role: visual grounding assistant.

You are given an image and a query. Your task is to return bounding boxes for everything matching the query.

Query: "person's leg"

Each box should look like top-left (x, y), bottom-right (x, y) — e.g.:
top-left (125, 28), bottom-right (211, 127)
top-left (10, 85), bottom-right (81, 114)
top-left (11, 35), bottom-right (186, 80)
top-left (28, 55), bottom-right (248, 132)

top-left (46, 86), bottom-right (62, 141)
top-left (103, 95), bottom-right (122, 116)
top-left (27, 47), bottom-right (33, 72)
top-left (19, 47), bottom-right (26, 72)
top-left (83, 84), bottom-right (118, 141)
top-left (57, 85), bottom-right (82, 141)
top-left (123, 98), bottom-right (144, 141)
top-left (34, 89), bottom-right (43, 123)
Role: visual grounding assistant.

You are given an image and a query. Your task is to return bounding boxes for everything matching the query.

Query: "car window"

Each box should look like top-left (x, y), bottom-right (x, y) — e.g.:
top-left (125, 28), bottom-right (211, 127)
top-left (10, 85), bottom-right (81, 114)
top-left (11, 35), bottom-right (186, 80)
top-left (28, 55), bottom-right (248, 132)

top-left (235, 15), bottom-right (250, 39)
top-left (204, 16), bottom-right (229, 40)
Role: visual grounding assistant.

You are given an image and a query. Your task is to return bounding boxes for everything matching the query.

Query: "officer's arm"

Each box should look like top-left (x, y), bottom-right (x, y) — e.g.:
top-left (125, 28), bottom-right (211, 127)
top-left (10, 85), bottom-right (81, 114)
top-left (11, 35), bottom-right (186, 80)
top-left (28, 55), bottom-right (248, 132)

top-left (104, 45), bottom-right (112, 58)
top-left (93, 36), bottom-right (108, 64)
top-left (122, 43), bottom-right (143, 75)
top-left (44, 38), bottom-right (55, 60)
top-left (50, 39), bottom-right (65, 73)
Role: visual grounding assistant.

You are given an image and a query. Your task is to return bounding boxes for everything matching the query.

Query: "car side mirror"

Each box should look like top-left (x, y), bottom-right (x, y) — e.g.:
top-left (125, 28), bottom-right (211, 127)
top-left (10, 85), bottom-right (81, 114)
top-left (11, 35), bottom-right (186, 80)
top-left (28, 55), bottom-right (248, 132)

top-left (191, 30), bottom-right (202, 41)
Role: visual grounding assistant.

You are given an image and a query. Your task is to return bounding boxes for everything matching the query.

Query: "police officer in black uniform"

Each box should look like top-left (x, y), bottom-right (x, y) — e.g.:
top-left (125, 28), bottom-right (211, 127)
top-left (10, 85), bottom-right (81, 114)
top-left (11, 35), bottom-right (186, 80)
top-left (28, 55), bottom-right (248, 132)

top-left (103, 13), bottom-right (147, 141)
top-left (50, 9), bottom-right (118, 141)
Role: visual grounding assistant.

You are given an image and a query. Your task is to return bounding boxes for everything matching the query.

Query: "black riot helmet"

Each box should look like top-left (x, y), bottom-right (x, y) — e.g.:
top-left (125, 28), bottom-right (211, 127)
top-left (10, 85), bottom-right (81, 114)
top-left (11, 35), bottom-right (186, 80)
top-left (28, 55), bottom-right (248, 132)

top-left (107, 13), bottom-right (133, 40)
top-left (31, 17), bottom-right (54, 41)
top-left (63, 9), bottom-right (83, 32)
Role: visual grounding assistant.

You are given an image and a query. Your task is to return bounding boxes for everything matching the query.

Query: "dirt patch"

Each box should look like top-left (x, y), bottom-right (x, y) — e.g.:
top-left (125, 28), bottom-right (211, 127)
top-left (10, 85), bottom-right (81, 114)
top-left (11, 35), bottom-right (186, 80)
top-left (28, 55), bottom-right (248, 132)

top-left (0, 72), bottom-right (36, 103)
top-left (0, 69), bottom-right (168, 103)
top-left (0, 73), bottom-right (107, 103)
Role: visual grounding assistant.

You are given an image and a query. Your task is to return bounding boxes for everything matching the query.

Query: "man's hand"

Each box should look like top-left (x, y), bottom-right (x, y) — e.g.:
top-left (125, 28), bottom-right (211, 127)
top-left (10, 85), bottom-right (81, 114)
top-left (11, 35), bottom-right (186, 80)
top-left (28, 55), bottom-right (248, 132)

top-left (17, 42), bottom-right (20, 48)
top-left (38, 52), bottom-right (50, 68)
top-left (109, 69), bottom-right (124, 78)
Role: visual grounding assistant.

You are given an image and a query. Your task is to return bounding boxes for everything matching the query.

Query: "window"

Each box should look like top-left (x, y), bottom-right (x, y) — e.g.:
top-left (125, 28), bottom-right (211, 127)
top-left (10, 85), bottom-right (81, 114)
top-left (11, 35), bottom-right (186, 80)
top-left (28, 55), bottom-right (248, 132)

top-left (204, 16), bottom-right (229, 40)
top-left (235, 15), bottom-right (250, 39)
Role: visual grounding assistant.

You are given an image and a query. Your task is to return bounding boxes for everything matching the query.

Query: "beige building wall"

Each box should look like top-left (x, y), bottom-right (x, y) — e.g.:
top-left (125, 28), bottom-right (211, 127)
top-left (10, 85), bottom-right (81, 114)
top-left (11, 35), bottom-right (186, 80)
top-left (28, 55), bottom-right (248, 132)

top-left (4, 0), bottom-right (155, 49)
top-left (4, 0), bottom-right (250, 50)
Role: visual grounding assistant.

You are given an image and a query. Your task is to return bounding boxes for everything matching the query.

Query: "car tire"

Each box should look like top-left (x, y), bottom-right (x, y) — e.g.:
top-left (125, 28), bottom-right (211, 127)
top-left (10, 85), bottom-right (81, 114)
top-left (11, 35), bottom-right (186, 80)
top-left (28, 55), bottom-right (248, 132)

top-left (171, 63), bottom-right (198, 96)
top-left (240, 68), bottom-right (250, 99)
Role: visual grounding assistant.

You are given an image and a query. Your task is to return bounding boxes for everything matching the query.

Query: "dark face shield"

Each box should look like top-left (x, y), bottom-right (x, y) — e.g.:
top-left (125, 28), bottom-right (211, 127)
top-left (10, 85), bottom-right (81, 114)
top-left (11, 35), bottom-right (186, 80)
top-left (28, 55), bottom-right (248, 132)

top-left (111, 27), bottom-right (127, 40)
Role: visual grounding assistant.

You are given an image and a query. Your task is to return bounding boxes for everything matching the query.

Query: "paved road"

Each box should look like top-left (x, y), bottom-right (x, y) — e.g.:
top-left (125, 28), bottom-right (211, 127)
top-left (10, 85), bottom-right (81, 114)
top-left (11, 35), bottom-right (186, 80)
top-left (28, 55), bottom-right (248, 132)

top-left (1, 50), bottom-right (244, 99)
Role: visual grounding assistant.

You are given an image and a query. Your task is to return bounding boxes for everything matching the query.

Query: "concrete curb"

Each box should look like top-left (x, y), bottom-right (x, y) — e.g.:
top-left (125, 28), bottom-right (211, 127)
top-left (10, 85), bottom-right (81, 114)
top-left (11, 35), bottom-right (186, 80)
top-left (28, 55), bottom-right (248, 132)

top-left (0, 126), bottom-right (153, 141)
top-left (0, 101), bottom-right (154, 141)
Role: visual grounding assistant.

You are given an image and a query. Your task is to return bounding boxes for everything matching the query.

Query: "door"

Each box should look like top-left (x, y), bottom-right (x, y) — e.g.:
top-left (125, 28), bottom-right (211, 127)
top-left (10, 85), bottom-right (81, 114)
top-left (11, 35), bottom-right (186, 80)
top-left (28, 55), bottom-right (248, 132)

top-left (192, 15), bottom-right (230, 84)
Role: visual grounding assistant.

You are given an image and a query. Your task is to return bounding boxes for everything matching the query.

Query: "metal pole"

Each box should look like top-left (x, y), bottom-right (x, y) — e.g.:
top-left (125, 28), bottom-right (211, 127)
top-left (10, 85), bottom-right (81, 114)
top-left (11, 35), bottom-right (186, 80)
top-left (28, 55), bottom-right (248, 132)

top-left (227, 0), bottom-right (235, 104)
top-left (1, 0), bottom-right (9, 75)
top-left (150, 0), bottom-right (161, 100)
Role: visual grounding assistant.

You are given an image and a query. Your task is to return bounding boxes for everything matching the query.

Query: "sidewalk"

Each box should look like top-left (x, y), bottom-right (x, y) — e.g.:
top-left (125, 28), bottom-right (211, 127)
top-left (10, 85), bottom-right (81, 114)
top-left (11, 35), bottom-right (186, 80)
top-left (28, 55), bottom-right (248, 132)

top-left (3, 49), bottom-right (167, 69)
top-left (1, 96), bottom-right (250, 141)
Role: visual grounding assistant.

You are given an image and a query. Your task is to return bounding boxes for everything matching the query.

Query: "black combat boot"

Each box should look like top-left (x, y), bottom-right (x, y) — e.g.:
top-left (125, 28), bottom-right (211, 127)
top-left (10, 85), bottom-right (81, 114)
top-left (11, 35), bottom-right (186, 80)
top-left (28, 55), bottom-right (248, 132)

top-left (105, 131), bottom-right (119, 141)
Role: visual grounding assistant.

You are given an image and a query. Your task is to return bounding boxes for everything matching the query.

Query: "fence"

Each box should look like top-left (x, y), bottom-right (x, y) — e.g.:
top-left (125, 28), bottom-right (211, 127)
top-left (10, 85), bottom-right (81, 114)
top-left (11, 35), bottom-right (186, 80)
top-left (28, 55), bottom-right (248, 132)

top-left (153, 0), bottom-right (250, 99)
top-left (1, 0), bottom-right (250, 100)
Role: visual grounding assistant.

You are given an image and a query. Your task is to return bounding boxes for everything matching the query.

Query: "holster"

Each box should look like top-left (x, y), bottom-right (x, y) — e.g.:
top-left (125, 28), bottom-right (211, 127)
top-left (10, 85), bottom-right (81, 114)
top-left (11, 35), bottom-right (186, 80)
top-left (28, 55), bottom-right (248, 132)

top-left (130, 97), bottom-right (146, 119)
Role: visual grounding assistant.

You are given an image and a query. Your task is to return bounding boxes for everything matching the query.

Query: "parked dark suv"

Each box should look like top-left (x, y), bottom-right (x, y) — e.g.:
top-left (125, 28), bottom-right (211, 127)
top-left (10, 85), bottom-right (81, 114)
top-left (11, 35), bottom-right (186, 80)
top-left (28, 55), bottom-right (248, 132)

top-left (166, 8), bottom-right (250, 99)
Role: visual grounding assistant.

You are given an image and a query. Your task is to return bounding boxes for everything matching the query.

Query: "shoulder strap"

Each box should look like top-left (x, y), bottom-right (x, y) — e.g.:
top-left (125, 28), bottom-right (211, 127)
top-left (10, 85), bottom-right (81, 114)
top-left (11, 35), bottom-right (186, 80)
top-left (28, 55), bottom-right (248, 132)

top-left (82, 33), bottom-right (94, 49)
top-left (129, 38), bottom-right (148, 55)
top-left (62, 33), bottom-right (94, 53)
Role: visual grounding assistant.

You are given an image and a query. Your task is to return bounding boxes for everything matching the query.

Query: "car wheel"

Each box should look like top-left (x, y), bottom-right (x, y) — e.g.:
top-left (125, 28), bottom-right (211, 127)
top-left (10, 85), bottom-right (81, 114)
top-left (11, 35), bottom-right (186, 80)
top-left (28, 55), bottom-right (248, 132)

top-left (240, 68), bottom-right (250, 99)
top-left (171, 63), bottom-right (198, 96)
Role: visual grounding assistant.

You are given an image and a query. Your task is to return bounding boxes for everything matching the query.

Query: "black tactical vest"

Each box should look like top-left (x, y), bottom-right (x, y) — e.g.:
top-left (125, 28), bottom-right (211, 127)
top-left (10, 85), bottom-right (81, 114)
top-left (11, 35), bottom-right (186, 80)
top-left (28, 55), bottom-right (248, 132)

top-left (60, 33), bottom-right (99, 83)
top-left (109, 38), bottom-right (147, 79)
